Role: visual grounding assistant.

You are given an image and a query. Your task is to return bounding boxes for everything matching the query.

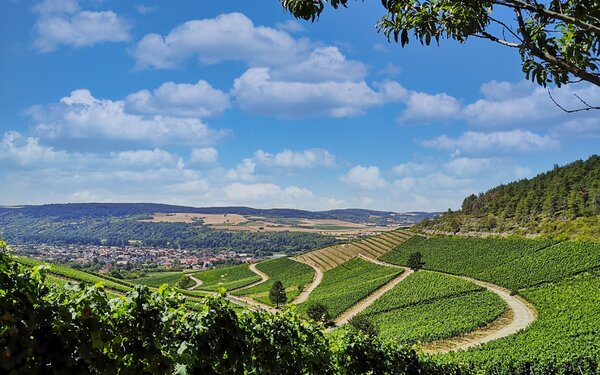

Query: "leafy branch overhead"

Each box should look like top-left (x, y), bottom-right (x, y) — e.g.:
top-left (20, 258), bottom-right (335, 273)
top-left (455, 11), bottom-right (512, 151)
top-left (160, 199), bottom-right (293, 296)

top-left (280, 0), bottom-right (600, 88)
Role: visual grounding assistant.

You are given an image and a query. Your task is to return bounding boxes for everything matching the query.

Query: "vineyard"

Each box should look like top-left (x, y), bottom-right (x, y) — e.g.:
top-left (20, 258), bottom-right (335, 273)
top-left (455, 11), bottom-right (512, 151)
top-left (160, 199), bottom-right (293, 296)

top-left (443, 271), bottom-right (600, 373)
top-left (7, 232), bottom-right (600, 374)
top-left (358, 271), bottom-right (506, 344)
top-left (295, 258), bottom-right (402, 317)
top-left (192, 263), bottom-right (261, 291)
top-left (293, 229), bottom-right (412, 270)
top-left (233, 257), bottom-right (314, 305)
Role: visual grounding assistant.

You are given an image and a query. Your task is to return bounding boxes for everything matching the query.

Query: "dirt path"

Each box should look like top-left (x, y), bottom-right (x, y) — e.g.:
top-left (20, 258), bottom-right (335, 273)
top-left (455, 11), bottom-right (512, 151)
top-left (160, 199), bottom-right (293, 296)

top-left (230, 263), bottom-right (270, 292)
top-left (290, 259), bottom-right (323, 304)
top-left (186, 274), bottom-right (203, 290)
top-left (421, 276), bottom-right (536, 353)
top-left (334, 255), bottom-right (412, 325)
top-left (358, 257), bottom-right (537, 353)
top-left (227, 294), bottom-right (279, 313)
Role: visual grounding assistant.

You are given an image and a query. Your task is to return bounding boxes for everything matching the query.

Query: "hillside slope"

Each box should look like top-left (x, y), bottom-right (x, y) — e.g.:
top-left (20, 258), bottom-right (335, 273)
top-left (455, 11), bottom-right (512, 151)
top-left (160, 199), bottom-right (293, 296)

top-left (417, 155), bottom-right (600, 238)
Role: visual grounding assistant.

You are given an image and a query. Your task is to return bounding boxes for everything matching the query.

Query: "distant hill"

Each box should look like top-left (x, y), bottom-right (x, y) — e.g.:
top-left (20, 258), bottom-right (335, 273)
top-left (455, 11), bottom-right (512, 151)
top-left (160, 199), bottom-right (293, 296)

top-left (0, 203), bottom-right (438, 225)
top-left (417, 155), bottom-right (600, 239)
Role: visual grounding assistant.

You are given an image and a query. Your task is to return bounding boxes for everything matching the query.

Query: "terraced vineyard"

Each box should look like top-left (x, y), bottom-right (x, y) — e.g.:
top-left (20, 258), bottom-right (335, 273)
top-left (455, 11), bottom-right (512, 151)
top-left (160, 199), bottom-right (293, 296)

top-left (233, 257), bottom-right (314, 305)
top-left (294, 229), bottom-right (413, 271)
top-left (358, 271), bottom-right (506, 344)
top-left (193, 264), bottom-right (261, 291)
top-left (296, 257), bottom-right (402, 317)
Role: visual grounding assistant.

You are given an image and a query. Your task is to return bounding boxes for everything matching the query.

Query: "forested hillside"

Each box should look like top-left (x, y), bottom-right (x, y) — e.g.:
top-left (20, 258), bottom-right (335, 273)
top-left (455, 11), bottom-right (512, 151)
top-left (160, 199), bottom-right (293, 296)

top-left (417, 155), bottom-right (600, 238)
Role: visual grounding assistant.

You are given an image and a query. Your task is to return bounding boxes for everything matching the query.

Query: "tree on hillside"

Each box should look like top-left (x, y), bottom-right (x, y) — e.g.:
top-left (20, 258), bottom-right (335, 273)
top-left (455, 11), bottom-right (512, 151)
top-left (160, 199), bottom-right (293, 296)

top-left (349, 316), bottom-right (379, 338)
top-left (307, 303), bottom-right (332, 325)
top-left (269, 280), bottom-right (287, 307)
top-left (281, 0), bottom-right (600, 93)
top-left (408, 251), bottom-right (425, 270)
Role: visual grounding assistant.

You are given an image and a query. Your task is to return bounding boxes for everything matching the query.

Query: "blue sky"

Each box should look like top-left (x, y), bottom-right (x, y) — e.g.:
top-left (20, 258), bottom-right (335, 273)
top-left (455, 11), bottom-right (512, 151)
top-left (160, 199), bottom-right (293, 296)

top-left (1, 0), bottom-right (599, 212)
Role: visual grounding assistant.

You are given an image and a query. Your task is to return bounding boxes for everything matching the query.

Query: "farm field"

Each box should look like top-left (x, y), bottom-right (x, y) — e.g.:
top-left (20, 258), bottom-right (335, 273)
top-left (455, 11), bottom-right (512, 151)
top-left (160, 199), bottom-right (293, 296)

top-left (129, 271), bottom-right (185, 287)
top-left (192, 264), bottom-right (261, 291)
top-left (233, 257), bottom-right (314, 305)
top-left (296, 257), bottom-right (402, 318)
top-left (358, 271), bottom-right (506, 344)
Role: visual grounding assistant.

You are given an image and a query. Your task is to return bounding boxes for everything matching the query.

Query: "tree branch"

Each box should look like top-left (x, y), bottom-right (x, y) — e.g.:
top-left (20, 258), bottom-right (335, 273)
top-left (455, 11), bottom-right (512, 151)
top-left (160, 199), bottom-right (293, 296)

top-left (548, 89), bottom-right (600, 112)
top-left (515, 9), bottom-right (600, 87)
top-left (496, 0), bottom-right (600, 34)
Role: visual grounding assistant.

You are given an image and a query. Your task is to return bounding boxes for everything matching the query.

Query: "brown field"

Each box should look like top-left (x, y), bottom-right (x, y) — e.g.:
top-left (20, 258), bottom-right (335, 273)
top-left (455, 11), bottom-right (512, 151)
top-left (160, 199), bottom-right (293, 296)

top-left (140, 212), bottom-right (397, 238)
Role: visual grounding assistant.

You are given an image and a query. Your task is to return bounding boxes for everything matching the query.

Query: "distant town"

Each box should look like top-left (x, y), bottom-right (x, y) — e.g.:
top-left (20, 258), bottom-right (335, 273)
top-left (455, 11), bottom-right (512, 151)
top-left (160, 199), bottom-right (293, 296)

top-left (10, 243), bottom-right (260, 273)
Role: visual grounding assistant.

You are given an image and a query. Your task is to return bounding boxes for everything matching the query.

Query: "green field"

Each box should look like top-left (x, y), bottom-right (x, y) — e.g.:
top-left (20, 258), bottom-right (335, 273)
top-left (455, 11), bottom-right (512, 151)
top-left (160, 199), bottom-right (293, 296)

top-left (233, 257), bottom-right (314, 305)
top-left (358, 271), bottom-right (506, 344)
top-left (129, 271), bottom-right (185, 287)
top-left (382, 236), bottom-right (600, 372)
top-left (296, 258), bottom-right (401, 318)
top-left (443, 271), bottom-right (600, 373)
top-left (193, 264), bottom-right (261, 291)
top-left (379, 236), bottom-right (554, 282)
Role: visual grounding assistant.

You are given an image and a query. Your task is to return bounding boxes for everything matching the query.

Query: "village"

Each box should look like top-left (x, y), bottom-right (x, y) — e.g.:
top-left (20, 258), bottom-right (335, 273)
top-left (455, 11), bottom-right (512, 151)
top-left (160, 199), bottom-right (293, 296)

top-left (10, 243), bottom-right (259, 273)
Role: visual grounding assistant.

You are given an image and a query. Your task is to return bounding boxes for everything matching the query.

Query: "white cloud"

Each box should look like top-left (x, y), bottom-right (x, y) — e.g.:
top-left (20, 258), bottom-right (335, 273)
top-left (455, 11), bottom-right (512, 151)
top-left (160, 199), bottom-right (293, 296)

top-left (398, 92), bottom-right (462, 124)
top-left (340, 165), bottom-right (387, 190)
top-left (275, 20), bottom-right (305, 33)
top-left (422, 130), bottom-right (560, 155)
top-left (272, 47), bottom-right (367, 83)
top-left (125, 80), bottom-right (230, 118)
top-left (29, 89), bottom-right (225, 146)
top-left (226, 158), bottom-right (256, 182)
top-left (232, 68), bottom-right (404, 118)
top-left (463, 81), bottom-right (600, 130)
top-left (110, 149), bottom-right (182, 168)
top-left (223, 182), bottom-right (313, 203)
top-left (254, 148), bottom-right (336, 168)
top-left (135, 4), bottom-right (156, 15)
top-left (444, 157), bottom-right (494, 177)
top-left (189, 147), bottom-right (218, 165)
top-left (33, 0), bottom-right (130, 52)
top-left (392, 162), bottom-right (428, 176)
top-left (1, 131), bottom-right (68, 168)
top-left (131, 12), bottom-right (310, 69)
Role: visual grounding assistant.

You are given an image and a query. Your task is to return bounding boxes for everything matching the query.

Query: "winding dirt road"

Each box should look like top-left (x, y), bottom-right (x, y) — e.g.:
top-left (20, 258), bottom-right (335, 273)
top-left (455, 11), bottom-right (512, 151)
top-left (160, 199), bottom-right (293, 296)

top-left (290, 259), bottom-right (323, 304)
top-left (421, 276), bottom-right (536, 353)
top-left (356, 257), bottom-right (537, 353)
top-left (186, 274), bottom-right (203, 290)
top-left (230, 263), bottom-right (270, 292)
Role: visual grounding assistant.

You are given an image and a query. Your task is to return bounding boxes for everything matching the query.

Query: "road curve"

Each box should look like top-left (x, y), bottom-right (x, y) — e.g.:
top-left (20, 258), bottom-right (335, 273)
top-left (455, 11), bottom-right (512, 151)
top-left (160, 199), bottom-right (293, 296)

top-left (361, 258), bottom-right (537, 353)
top-left (421, 276), bottom-right (536, 353)
top-left (290, 259), bottom-right (323, 304)
top-left (186, 274), bottom-right (203, 290)
top-left (230, 262), bottom-right (270, 292)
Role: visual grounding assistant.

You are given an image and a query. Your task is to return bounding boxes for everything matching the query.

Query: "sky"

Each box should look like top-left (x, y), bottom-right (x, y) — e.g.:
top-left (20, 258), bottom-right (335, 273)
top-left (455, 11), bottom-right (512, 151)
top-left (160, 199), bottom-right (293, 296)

top-left (1, 0), bottom-right (599, 212)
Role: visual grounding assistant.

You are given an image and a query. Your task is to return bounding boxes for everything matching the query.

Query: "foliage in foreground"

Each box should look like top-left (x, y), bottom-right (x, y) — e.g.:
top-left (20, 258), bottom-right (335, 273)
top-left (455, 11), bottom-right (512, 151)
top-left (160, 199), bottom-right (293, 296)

top-left (1, 242), bottom-right (453, 374)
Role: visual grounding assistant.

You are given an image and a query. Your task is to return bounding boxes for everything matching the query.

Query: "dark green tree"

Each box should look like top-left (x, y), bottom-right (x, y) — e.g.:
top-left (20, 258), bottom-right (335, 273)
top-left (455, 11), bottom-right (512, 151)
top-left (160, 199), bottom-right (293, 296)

top-left (408, 251), bottom-right (425, 270)
top-left (307, 303), bottom-right (332, 324)
top-left (281, 0), bottom-right (600, 90)
top-left (269, 280), bottom-right (287, 308)
top-left (349, 315), bottom-right (379, 338)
